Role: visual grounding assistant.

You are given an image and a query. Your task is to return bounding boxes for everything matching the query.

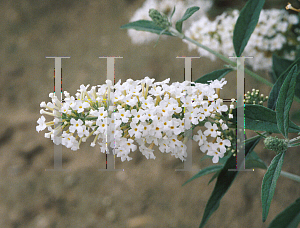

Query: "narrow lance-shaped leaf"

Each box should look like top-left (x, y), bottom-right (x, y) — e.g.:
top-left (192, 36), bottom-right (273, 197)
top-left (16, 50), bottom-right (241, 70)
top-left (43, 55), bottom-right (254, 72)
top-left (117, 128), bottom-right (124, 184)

top-left (231, 105), bottom-right (300, 134)
top-left (120, 20), bottom-right (173, 36)
top-left (268, 56), bottom-right (300, 110)
top-left (267, 197), bottom-right (300, 228)
top-left (261, 152), bottom-right (285, 222)
top-left (233, 0), bottom-right (265, 56)
top-left (276, 65), bottom-right (298, 139)
top-left (271, 54), bottom-right (294, 83)
top-left (199, 135), bottom-right (262, 228)
top-left (170, 6), bottom-right (176, 21)
top-left (245, 151), bottom-right (268, 170)
top-left (175, 6), bottom-right (200, 33)
top-left (182, 165), bottom-right (223, 186)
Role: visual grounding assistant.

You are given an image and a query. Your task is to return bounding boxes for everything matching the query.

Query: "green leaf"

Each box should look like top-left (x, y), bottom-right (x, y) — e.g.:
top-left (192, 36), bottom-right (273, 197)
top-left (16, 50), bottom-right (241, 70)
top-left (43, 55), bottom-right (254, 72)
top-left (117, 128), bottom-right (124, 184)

top-left (291, 109), bottom-right (300, 123)
top-left (182, 165), bottom-right (223, 186)
top-left (290, 141), bottom-right (300, 147)
top-left (120, 20), bottom-right (173, 36)
top-left (268, 56), bottom-right (300, 110)
top-left (208, 169), bottom-right (222, 185)
top-left (207, 152), bottom-right (232, 185)
top-left (271, 54), bottom-right (293, 83)
top-left (199, 135), bottom-right (262, 228)
top-left (175, 6), bottom-right (200, 33)
top-left (267, 197), bottom-right (300, 228)
top-left (195, 68), bottom-right (233, 84)
top-left (170, 6), bottom-right (176, 21)
top-left (261, 151), bottom-right (285, 222)
top-left (245, 151), bottom-right (268, 170)
top-left (276, 65), bottom-right (298, 139)
top-left (237, 105), bottom-right (300, 133)
top-left (233, 0), bottom-right (265, 57)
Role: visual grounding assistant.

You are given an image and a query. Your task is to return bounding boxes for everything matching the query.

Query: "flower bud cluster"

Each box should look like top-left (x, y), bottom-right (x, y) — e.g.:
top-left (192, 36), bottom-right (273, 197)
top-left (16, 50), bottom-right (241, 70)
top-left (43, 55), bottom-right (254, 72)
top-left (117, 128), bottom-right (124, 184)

top-left (245, 89), bottom-right (268, 105)
top-left (264, 136), bottom-right (288, 154)
top-left (184, 9), bottom-right (299, 71)
top-left (36, 77), bottom-right (234, 163)
top-left (149, 9), bottom-right (171, 29)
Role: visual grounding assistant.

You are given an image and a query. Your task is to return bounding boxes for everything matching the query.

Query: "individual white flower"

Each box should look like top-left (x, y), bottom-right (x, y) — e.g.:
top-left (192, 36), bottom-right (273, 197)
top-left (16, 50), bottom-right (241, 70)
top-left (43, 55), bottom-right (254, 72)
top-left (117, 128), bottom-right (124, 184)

top-left (128, 122), bottom-right (144, 139)
top-left (121, 95), bottom-right (138, 107)
top-left (131, 109), bottom-right (147, 123)
top-left (62, 132), bottom-right (77, 149)
top-left (60, 103), bottom-right (71, 114)
top-left (193, 129), bottom-right (207, 147)
top-left (141, 76), bottom-right (155, 87)
top-left (144, 108), bottom-right (158, 122)
top-left (124, 138), bottom-right (137, 152)
top-left (140, 96), bottom-right (155, 110)
top-left (221, 123), bottom-right (229, 130)
top-left (167, 135), bottom-right (182, 149)
top-left (69, 118), bottom-right (84, 133)
top-left (214, 99), bottom-right (228, 114)
top-left (215, 137), bottom-right (231, 153)
top-left (207, 148), bottom-right (225, 163)
top-left (204, 122), bottom-right (219, 138)
top-left (98, 140), bottom-right (108, 154)
top-left (98, 107), bottom-right (108, 121)
top-left (158, 140), bottom-right (172, 153)
top-left (139, 142), bottom-right (156, 159)
top-left (96, 119), bottom-right (108, 134)
top-left (150, 121), bottom-right (164, 139)
top-left (199, 101), bottom-right (214, 117)
top-left (116, 148), bottom-right (133, 162)
top-left (77, 125), bottom-right (90, 138)
top-left (78, 84), bottom-right (90, 93)
top-left (200, 141), bottom-right (215, 154)
top-left (36, 116), bottom-right (47, 132)
top-left (65, 96), bottom-right (77, 109)
top-left (171, 140), bottom-right (188, 162)
top-left (71, 100), bottom-right (89, 113)
top-left (148, 86), bottom-right (164, 97)
top-left (114, 108), bottom-right (131, 123)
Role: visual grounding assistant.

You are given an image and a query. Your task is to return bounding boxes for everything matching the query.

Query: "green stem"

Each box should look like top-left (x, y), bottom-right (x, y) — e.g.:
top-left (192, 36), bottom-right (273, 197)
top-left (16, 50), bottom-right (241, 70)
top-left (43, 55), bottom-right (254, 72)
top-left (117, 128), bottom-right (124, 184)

top-left (280, 170), bottom-right (300, 183)
top-left (183, 35), bottom-right (236, 66)
top-left (178, 34), bottom-right (300, 103)
top-left (183, 35), bottom-right (273, 87)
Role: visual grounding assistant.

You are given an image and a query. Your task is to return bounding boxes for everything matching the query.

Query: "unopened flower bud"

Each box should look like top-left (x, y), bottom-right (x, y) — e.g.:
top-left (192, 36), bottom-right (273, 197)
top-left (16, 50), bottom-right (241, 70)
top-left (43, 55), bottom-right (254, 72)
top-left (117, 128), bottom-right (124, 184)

top-left (149, 9), bottom-right (171, 29)
top-left (264, 136), bottom-right (288, 154)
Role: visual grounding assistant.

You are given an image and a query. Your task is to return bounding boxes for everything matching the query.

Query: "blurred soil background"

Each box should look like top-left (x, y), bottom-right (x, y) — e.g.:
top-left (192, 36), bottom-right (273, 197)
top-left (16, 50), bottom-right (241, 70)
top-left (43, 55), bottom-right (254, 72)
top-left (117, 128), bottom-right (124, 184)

top-left (0, 0), bottom-right (299, 227)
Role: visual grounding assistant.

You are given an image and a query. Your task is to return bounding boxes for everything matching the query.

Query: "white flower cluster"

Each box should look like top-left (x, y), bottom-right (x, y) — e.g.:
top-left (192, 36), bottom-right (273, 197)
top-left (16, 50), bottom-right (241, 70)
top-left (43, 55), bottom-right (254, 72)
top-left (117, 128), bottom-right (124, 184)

top-left (184, 9), bottom-right (299, 71)
top-left (127, 0), bottom-right (213, 44)
top-left (36, 77), bottom-right (233, 163)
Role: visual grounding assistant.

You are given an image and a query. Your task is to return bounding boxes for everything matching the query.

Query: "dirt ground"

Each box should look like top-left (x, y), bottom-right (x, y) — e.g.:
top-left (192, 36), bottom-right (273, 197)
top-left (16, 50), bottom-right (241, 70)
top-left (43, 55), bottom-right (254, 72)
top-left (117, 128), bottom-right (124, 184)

top-left (0, 0), bottom-right (299, 227)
